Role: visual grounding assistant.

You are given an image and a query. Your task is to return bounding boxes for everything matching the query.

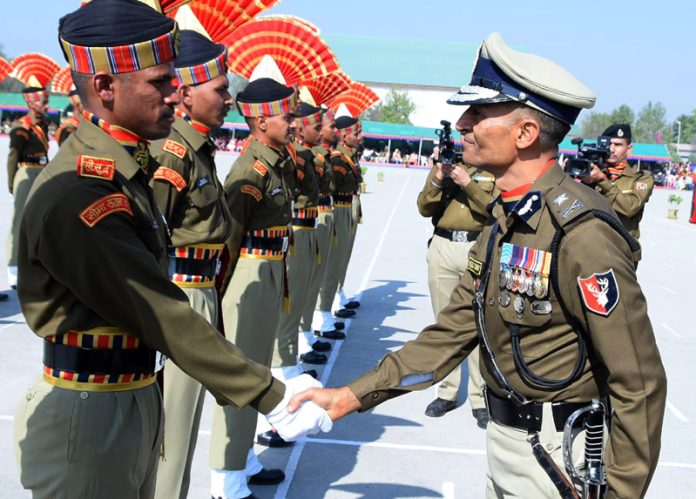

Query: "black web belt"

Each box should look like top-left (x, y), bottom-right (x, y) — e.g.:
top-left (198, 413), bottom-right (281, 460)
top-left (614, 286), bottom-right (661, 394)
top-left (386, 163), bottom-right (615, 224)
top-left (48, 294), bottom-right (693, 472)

top-left (44, 342), bottom-right (157, 375)
top-left (292, 217), bottom-right (317, 228)
top-left (168, 257), bottom-right (218, 279)
top-left (434, 227), bottom-right (479, 242)
top-left (241, 235), bottom-right (287, 252)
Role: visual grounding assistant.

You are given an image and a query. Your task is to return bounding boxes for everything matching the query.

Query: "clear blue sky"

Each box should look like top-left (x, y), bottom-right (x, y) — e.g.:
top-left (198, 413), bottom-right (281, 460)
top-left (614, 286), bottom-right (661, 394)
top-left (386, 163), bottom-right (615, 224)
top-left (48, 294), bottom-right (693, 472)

top-left (1, 0), bottom-right (693, 120)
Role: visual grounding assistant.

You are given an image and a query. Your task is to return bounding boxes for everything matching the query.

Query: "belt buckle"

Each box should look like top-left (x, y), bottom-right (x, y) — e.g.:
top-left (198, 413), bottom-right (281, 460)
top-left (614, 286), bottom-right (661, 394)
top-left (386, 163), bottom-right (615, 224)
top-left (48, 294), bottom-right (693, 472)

top-left (452, 230), bottom-right (467, 242)
top-left (282, 237), bottom-right (289, 253)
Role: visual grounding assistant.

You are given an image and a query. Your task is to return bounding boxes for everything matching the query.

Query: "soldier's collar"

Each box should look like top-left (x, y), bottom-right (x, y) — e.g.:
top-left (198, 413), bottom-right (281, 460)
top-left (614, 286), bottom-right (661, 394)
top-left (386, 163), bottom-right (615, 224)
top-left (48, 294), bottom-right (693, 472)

top-left (249, 138), bottom-right (284, 167)
top-left (172, 116), bottom-right (207, 152)
top-left (74, 118), bottom-right (144, 180)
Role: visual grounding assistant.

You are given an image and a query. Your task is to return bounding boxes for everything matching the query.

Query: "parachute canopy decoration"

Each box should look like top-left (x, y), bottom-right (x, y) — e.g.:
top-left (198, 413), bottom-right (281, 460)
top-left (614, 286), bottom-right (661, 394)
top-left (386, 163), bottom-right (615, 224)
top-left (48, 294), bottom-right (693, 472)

top-left (300, 71), bottom-right (351, 107)
top-left (10, 53), bottom-right (61, 88)
top-left (169, 0), bottom-right (280, 43)
top-left (80, 0), bottom-right (192, 14)
top-left (51, 66), bottom-right (75, 94)
top-left (328, 80), bottom-right (380, 117)
top-left (260, 15), bottom-right (321, 35)
top-left (0, 57), bottom-right (11, 83)
top-left (225, 16), bottom-right (340, 85)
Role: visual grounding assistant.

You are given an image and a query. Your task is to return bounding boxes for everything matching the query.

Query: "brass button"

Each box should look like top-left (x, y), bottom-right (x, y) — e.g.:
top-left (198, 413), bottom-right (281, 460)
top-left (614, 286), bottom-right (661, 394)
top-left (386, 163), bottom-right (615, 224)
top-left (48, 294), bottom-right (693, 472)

top-left (371, 393), bottom-right (379, 400)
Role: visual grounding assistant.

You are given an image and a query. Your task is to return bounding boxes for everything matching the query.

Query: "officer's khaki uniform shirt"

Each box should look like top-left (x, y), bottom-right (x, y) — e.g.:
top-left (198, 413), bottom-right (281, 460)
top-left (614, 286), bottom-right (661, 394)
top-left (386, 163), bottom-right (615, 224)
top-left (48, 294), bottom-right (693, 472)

top-left (18, 118), bottom-right (284, 413)
top-left (290, 142), bottom-right (320, 209)
top-left (331, 143), bottom-right (360, 195)
top-left (7, 116), bottom-right (49, 191)
top-left (150, 116), bottom-right (231, 247)
top-left (222, 139), bottom-right (292, 271)
top-left (417, 163), bottom-right (498, 232)
top-left (349, 163), bottom-right (666, 499)
top-left (311, 144), bottom-right (334, 197)
top-left (595, 163), bottom-right (654, 239)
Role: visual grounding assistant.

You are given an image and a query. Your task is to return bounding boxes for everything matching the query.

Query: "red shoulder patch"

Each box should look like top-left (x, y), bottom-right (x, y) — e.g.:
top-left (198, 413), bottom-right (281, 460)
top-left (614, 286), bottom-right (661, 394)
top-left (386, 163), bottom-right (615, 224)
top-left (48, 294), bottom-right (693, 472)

top-left (77, 154), bottom-right (115, 181)
top-left (252, 160), bottom-right (268, 177)
top-left (577, 269), bottom-right (620, 317)
top-left (79, 193), bottom-right (133, 228)
top-left (241, 184), bottom-right (263, 201)
top-left (315, 154), bottom-right (325, 163)
top-left (330, 151), bottom-right (342, 158)
top-left (153, 167), bottom-right (187, 192)
top-left (335, 166), bottom-right (348, 175)
top-left (163, 139), bottom-right (186, 159)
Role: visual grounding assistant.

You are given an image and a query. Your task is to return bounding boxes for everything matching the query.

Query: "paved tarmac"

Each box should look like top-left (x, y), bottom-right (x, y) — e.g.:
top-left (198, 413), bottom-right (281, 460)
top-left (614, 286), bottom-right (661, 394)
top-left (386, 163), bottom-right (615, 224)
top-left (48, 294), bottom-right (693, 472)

top-left (0, 136), bottom-right (694, 498)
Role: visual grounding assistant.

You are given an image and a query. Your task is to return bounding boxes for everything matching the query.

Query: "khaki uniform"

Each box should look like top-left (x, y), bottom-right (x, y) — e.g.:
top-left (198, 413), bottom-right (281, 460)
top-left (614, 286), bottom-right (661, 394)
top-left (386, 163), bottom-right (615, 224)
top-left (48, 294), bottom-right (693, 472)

top-left (150, 116), bottom-right (231, 499)
top-left (318, 143), bottom-right (360, 311)
top-left (302, 144), bottom-right (335, 330)
top-left (14, 119), bottom-right (284, 499)
top-left (417, 164), bottom-right (497, 409)
top-left (594, 163), bottom-right (654, 239)
top-left (211, 139), bottom-right (292, 471)
top-left (55, 116), bottom-right (80, 147)
top-left (273, 142), bottom-right (320, 367)
top-left (350, 163), bottom-right (666, 499)
top-left (6, 116), bottom-right (49, 268)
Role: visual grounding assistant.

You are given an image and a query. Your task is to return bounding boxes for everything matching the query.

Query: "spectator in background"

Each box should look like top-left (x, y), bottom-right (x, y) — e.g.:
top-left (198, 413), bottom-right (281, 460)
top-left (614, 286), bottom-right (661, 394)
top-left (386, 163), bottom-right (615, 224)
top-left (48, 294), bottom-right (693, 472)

top-left (391, 148), bottom-right (402, 164)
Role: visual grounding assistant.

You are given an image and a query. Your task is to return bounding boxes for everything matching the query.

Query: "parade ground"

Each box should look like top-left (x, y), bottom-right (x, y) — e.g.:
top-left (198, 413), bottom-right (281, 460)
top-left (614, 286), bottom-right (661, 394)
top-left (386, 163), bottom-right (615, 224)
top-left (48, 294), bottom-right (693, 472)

top-left (0, 137), bottom-right (694, 498)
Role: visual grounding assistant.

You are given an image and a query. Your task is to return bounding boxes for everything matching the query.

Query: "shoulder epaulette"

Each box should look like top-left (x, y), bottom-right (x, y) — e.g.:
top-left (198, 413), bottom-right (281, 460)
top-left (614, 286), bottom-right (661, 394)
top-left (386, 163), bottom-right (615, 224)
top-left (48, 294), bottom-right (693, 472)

top-left (252, 160), bottom-right (268, 177)
top-left (79, 193), bottom-right (133, 228)
top-left (18, 116), bottom-right (32, 131)
top-left (330, 151), bottom-right (342, 158)
top-left (162, 139), bottom-right (187, 159)
top-left (546, 185), bottom-right (593, 229)
top-left (153, 166), bottom-right (187, 191)
top-left (77, 154), bottom-right (116, 181)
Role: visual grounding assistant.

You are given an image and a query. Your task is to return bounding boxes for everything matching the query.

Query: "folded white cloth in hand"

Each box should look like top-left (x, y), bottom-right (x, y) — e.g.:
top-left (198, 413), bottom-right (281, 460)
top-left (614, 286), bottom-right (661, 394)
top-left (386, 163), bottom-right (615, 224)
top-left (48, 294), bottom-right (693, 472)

top-left (265, 374), bottom-right (333, 441)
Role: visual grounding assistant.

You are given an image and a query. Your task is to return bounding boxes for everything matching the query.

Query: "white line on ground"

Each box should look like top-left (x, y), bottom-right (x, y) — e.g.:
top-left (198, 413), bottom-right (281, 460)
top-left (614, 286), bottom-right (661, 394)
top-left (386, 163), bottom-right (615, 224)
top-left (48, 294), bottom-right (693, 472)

top-left (0, 319), bottom-right (26, 332)
top-left (304, 437), bottom-right (485, 456)
top-left (274, 174), bottom-right (412, 499)
top-left (659, 285), bottom-right (678, 295)
top-left (658, 461), bottom-right (696, 470)
top-left (442, 481), bottom-right (456, 499)
top-left (661, 323), bottom-right (683, 339)
top-left (666, 400), bottom-right (690, 423)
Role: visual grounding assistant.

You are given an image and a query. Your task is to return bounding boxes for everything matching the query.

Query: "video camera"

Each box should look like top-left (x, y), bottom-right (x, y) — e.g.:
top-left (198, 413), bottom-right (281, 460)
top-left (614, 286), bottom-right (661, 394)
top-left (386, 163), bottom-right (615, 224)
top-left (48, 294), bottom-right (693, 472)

top-left (435, 120), bottom-right (462, 166)
top-left (565, 136), bottom-right (611, 178)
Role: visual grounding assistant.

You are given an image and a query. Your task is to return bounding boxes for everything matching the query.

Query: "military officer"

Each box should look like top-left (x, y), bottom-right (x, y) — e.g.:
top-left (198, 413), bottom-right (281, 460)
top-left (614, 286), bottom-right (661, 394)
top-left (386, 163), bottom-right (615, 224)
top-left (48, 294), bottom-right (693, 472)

top-left (13, 2), bottom-right (330, 498)
top-left (6, 84), bottom-right (49, 289)
top-left (581, 124), bottom-right (654, 239)
top-left (307, 108), bottom-right (347, 340)
top-left (55, 89), bottom-right (83, 146)
top-left (314, 116), bottom-right (362, 333)
top-left (418, 158), bottom-right (497, 426)
top-left (148, 28), bottom-right (233, 499)
top-left (292, 32), bottom-right (666, 499)
top-left (210, 76), bottom-right (301, 498)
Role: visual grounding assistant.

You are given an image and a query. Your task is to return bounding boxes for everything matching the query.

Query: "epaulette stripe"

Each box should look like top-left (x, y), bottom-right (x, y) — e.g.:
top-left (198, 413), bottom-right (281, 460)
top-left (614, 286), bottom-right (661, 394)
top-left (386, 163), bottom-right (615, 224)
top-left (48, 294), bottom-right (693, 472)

top-left (163, 139), bottom-right (187, 159)
top-left (77, 154), bottom-right (116, 181)
top-left (252, 160), bottom-right (268, 177)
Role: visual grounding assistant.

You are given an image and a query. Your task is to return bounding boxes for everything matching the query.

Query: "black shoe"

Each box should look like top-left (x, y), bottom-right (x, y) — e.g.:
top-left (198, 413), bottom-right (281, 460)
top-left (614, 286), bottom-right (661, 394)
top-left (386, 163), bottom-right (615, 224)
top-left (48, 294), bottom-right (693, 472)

top-left (299, 351), bottom-right (327, 365)
top-left (0, 293), bottom-right (8, 301)
top-left (248, 468), bottom-right (285, 485)
top-left (472, 408), bottom-right (490, 429)
top-left (257, 430), bottom-right (293, 448)
top-left (10, 285), bottom-right (16, 290)
top-left (334, 308), bottom-right (355, 318)
top-left (311, 340), bottom-right (331, 352)
top-left (303, 369), bottom-right (318, 379)
top-left (424, 397), bottom-right (457, 417)
top-left (314, 329), bottom-right (346, 340)
top-left (344, 300), bottom-right (360, 309)
top-left (333, 321), bottom-right (345, 330)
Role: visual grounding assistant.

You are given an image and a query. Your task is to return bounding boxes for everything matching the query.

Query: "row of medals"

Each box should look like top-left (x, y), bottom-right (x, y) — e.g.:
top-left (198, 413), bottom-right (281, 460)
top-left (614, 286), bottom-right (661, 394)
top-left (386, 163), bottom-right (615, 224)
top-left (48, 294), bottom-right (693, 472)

top-left (499, 265), bottom-right (550, 317)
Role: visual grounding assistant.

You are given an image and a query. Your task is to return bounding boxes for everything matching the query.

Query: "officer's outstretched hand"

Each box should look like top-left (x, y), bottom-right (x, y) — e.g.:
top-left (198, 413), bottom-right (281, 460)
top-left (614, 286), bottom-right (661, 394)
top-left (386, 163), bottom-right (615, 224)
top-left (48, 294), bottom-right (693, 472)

top-left (288, 386), bottom-right (362, 422)
top-left (265, 374), bottom-right (333, 441)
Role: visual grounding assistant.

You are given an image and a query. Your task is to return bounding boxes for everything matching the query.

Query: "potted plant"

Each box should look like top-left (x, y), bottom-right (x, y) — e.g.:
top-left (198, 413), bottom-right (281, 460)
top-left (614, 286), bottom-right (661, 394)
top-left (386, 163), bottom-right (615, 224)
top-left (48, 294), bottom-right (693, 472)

top-left (377, 171), bottom-right (385, 182)
top-left (667, 193), bottom-right (683, 219)
top-left (360, 166), bottom-right (368, 193)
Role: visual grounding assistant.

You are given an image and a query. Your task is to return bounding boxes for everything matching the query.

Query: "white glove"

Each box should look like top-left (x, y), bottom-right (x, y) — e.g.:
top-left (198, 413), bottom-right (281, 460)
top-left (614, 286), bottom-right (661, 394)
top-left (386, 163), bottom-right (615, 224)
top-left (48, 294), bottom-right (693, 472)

top-left (265, 374), bottom-right (333, 441)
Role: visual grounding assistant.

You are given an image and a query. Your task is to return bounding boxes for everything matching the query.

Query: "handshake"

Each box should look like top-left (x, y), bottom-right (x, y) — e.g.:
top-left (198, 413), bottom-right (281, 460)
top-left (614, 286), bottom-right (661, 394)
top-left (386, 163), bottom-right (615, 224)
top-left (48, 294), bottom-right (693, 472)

top-left (264, 374), bottom-right (361, 441)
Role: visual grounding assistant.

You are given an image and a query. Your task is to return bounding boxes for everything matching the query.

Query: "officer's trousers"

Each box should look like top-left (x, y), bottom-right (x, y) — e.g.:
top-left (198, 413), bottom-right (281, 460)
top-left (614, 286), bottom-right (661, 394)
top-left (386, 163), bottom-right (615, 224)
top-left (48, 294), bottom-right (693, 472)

top-left (426, 234), bottom-right (485, 409)
top-left (14, 379), bottom-right (162, 499)
top-left (210, 257), bottom-right (284, 470)
top-left (486, 403), bottom-right (586, 498)
top-left (155, 286), bottom-right (217, 499)
top-left (318, 205), bottom-right (352, 311)
top-left (273, 228), bottom-right (316, 367)
top-left (302, 211), bottom-right (334, 331)
top-left (6, 167), bottom-right (42, 267)
top-left (339, 194), bottom-right (361, 290)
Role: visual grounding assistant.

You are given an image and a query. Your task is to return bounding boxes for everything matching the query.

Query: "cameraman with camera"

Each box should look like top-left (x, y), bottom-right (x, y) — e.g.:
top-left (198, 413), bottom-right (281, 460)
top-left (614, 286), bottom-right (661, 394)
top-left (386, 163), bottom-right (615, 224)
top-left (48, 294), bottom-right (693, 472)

top-left (581, 124), bottom-right (654, 239)
top-left (416, 119), bottom-right (498, 425)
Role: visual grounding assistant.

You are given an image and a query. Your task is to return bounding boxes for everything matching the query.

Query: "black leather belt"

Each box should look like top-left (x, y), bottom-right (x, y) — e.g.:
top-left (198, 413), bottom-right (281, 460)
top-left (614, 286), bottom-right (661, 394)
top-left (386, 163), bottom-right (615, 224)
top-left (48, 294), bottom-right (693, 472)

top-left (44, 341), bottom-right (157, 376)
top-left (434, 227), bottom-right (479, 243)
top-left (241, 235), bottom-right (288, 252)
top-left (292, 217), bottom-right (316, 228)
top-left (318, 196), bottom-right (332, 207)
top-left (485, 389), bottom-right (591, 433)
top-left (167, 257), bottom-right (218, 278)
